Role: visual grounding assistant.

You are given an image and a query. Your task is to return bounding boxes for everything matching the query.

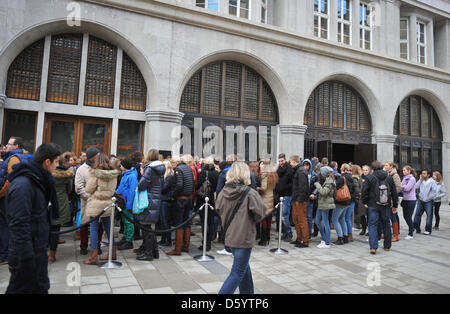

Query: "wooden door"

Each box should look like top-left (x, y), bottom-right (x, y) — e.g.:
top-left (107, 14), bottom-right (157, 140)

top-left (44, 115), bottom-right (111, 156)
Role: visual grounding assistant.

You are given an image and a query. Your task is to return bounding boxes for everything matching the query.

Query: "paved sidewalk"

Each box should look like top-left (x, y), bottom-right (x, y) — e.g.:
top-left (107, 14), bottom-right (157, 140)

top-left (1, 203), bottom-right (450, 294)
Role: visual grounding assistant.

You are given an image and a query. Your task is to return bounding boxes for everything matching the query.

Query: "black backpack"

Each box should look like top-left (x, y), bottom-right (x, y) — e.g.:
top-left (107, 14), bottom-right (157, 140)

top-left (374, 176), bottom-right (390, 206)
top-left (197, 170), bottom-right (211, 198)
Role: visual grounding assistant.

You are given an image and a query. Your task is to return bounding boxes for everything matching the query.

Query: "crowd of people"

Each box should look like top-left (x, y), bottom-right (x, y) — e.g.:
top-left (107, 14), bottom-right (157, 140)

top-left (0, 136), bottom-right (447, 294)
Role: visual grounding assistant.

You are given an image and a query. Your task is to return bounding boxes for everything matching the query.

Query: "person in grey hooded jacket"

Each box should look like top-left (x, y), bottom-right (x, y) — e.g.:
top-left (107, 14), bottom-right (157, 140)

top-left (413, 169), bottom-right (438, 235)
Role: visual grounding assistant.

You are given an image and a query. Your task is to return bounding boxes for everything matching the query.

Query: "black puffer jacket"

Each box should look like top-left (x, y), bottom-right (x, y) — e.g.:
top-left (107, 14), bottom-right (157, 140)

top-left (275, 163), bottom-right (294, 197)
top-left (173, 162), bottom-right (194, 198)
top-left (292, 164), bottom-right (309, 203)
top-left (335, 173), bottom-right (355, 207)
top-left (361, 170), bottom-right (398, 208)
top-left (161, 174), bottom-right (175, 201)
top-left (137, 160), bottom-right (166, 222)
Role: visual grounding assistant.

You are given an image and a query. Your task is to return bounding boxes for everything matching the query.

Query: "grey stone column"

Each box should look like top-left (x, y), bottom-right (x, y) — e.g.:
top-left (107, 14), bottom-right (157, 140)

top-left (0, 94), bottom-right (5, 143)
top-left (329, 0), bottom-right (338, 42)
top-left (409, 14), bottom-right (418, 62)
top-left (442, 142), bottom-right (450, 202)
top-left (374, 134), bottom-right (396, 163)
top-left (279, 124), bottom-right (308, 159)
top-left (144, 110), bottom-right (184, 154)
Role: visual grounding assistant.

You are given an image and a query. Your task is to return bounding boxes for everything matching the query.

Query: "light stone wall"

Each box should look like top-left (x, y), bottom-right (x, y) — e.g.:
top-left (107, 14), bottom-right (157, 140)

top-left (0, 0), bottom-right (449, 189)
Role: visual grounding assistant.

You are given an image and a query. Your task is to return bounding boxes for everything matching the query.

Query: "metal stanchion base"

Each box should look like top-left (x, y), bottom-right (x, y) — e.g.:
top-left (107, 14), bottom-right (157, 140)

top-left (99, 261), bottom-right (123, 269)
top-left (194, 254), bottom-right (215, 262)
top-left (269, 248), bottom-right (289, 255)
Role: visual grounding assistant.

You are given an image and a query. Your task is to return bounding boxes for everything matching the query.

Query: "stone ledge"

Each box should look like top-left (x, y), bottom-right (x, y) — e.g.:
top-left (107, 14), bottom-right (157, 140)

top-left (279, 125), bottom-right (308, 135)
top-left (145, 110), bottom-right (184, 123)
top-left (374, 134), bottom-right (397, 144)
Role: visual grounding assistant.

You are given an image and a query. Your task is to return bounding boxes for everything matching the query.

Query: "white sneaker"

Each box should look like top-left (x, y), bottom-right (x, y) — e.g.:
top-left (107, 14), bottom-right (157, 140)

top-left (217, 249), bottom-right (232, 256)
top-left (424, 231), bottom-right (430, 235)
top-left (405, 235), bottom-right (413, 240)
top-left (319, 243), bottom-right (330, 249)
top-left (317, 241), bottom-right (325, 248)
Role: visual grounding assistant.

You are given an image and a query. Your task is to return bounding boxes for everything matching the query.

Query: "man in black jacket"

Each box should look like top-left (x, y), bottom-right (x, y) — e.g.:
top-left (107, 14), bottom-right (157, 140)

top-left (5, 143), bottom-right (61, 294)
top-left (168, 155), bottom-right (194, 256)
top-left (361, 161), bottom-right (398, 255)
top-left (275, 154), bottom-right (294, 241)
top-left (290, 155), bottom-right (310, 248)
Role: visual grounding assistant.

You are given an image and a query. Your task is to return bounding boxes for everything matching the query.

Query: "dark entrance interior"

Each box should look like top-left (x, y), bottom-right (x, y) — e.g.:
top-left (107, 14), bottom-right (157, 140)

top-left (333, 143), bottom-right (355, 166)
top-left (312, 140), bottom-right (377, 167)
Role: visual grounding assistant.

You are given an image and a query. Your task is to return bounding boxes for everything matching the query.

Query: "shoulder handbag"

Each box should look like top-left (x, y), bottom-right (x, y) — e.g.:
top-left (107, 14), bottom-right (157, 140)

top-left (223, 187), bottom-right (251, 239)
top-left (197, 170), bottom-right (211, 198)
top-left (132, 168), bottom-right (160, 215)
top-left (336, 177), bottom-right (351, 202)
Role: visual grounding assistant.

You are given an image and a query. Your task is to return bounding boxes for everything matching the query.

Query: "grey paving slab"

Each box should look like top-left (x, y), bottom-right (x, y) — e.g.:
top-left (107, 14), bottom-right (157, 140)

top-left (1, 204), bottom-right (450, 293)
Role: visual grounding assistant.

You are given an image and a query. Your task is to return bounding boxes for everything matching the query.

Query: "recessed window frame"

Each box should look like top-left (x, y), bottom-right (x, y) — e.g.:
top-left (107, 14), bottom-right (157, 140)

top-left (400, 18), bottom-right (409, 60)
top-left (261, 0), bottom-right (268, 24)
top-left (195, 0), bottom-right (219, 12)
top-left (229, 0), bottom-right (251, 19)
top-left (359, 2), bottom-right (372, 50)
top-left (314, 0), bottom-right (330, 40)
top-left (417, 21), bottom-right (427, 64)
top-left (337, 0), bottom-right (352, 45)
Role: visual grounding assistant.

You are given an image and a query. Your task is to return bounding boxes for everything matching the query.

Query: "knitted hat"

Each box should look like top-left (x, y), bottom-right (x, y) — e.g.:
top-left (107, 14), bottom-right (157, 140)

top-left (86, 147), bottom-right (100, 160)
top-left (120, 158), bottom-right (133, 170)
top-left (320, 166), bottom-right (334, 178)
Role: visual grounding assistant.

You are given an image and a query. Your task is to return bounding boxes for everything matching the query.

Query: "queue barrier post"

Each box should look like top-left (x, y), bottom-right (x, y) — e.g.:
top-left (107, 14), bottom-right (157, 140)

top-left (99, 197), bottom-right (123, 269)
top-left (270, 197), bottom-right (288, 255)
top-left (194, 197), bottom-right (215, 262)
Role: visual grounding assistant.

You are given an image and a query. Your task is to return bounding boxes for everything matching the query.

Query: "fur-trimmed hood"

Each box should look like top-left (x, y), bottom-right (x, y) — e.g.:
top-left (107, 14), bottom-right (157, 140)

top-left (89, 169), bottom-right (121, 180)
top-left (53, 168), bottom-right (74, 179)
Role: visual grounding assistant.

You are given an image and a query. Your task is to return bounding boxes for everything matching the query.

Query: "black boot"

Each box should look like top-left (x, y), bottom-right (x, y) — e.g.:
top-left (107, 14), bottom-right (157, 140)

top-left (137, 230), bottom-right (153, 261)
top-left (118, 241), bottom-right (133, 251)
top-left (359, 216), bottom-right (367, 236)
top-left (343, 235), bottom-right (349, 244)
top-left (333, 237), bottom-right (344, 245)
top-left (152, 233), bottom-right (159, 259)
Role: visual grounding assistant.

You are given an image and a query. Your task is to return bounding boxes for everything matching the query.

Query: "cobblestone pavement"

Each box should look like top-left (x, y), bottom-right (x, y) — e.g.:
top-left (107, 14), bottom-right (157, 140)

top-left (1, 204), bottom-right (450, 294)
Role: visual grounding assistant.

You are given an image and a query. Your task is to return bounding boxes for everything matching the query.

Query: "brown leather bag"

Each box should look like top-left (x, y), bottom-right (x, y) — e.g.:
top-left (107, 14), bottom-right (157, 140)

top-left (336, 177), bottom-right (351, 202)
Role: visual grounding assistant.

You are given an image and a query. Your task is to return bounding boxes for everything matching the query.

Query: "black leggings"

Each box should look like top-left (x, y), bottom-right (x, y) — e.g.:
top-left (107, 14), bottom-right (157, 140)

top-left (434, 202), bottom-right (441, 227)
top-left (49, 225), bottom-right (61, 251)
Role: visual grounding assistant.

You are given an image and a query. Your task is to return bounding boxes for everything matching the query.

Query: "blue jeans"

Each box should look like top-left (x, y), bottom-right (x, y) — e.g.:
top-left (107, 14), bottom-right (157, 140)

top-left (219, 248), bottom-right (254, 294)
top-left (344, 202), bottom-right (356, 234)
top-left (281, 196), bottom-right (292, 236)
top-left (90, 217), bottom-right (113, 250)
top-left (307, 202), bottom-right (314, 237)
top-left (315, 210), bottom-right (330, 245)
top-left (368, 205), bottom-right (392, 250)
top-left (332, 207), bottom-right (348, 237)
top-left (401, 200), bottom-right (416, 236)
top-left (0, 198), bottom-right (10, 260)
top-left (174, 198), bottom-right (193, 229)
top-left (413, 200), bottom-right (434, 233)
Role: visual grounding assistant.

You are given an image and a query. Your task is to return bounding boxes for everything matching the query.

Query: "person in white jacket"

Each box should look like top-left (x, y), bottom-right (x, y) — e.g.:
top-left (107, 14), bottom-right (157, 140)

top-left (432, 171), bottom-right (446, 230)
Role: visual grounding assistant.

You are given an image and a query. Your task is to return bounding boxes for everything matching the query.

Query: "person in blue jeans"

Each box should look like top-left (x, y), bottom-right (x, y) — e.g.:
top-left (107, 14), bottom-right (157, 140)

top-left (216, 162), bottom-right (266, 294)
top-left (361, 161), bottom-right (398, 255)
top-left (413, 169), bottom-right (438, 235)
top-left (313, 166), bottom-right (335, 248)
top-left (333, 164), bottom-right (354, 245)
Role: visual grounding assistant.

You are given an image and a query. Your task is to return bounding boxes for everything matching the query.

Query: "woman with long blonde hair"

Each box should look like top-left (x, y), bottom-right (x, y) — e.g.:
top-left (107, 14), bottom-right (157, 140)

top-left (256, 160), bottom-right (279, 246)
top-left (158, 160), bottom-right (175, 247)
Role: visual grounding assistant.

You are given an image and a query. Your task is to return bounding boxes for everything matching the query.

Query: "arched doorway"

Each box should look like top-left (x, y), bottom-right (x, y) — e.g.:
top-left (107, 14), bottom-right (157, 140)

top-left (179, 60), bottom-right (279, 161)
top-left (303, 80), bottom-right (375, 166)
top-left (393, 95), bottom-right (443, 173)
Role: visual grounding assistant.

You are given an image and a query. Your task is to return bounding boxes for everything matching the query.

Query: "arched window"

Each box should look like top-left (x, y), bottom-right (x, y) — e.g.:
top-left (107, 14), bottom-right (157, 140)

top-left (394, 95), bottom-right (442, 173)
top-left (304, 81), bottom-right (371, 131)
top-left (180, 61), bottom-right (278, 160)
top-left (6, 39), bottom-right (45, 100)
top-left (5, 33), bottom-right (147, 111)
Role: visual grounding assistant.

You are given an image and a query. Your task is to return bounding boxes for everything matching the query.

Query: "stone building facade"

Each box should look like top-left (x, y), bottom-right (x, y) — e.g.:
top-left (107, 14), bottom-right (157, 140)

top-left (0, 0), bottom-right (449, 187)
